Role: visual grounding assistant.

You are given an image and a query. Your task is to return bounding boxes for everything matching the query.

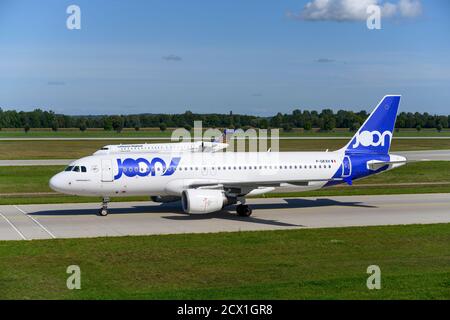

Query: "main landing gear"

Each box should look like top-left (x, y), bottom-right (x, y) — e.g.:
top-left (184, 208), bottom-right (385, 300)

top-left (98, 197), bottom-right (109, 216)
top-left (236, 204), bottom-right (252, 217)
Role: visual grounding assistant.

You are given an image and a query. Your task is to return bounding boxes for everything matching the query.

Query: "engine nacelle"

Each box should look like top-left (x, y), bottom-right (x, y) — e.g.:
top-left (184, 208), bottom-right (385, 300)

top-left (181, 189), bottom-right (228, 214)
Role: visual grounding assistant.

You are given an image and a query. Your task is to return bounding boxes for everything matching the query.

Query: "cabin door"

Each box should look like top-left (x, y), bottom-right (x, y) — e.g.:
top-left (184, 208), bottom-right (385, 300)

top-left (341, 156), bottom-right (352, 178)
top-left (101, 159), bottom-right (114, 182)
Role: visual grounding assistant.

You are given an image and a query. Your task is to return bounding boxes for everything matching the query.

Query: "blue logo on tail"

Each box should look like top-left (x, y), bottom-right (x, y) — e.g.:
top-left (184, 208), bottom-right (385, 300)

top-left (346, 95), bottom-right (400, 154)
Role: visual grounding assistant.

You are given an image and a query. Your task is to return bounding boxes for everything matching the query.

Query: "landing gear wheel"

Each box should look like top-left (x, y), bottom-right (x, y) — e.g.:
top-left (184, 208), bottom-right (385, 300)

top-left (98, 197), bottom-right (110, 216)
top-left (236, 204), bottom-right (252, 217)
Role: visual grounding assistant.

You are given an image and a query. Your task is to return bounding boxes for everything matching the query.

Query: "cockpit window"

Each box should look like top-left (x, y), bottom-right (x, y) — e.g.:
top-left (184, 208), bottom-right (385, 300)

top-left (73, 166), bottom-right (80, 172)
top-left (81, 166), bottom-right (87, 173)
top-left (65, 166), bottom-right (74, 172)
top-left (101, 147), bottom-right (109, 150)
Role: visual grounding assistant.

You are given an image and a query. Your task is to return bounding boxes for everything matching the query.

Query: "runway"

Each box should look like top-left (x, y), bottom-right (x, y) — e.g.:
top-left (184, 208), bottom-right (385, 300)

top-left (0, 159), bottom-right (73, 166)
top-left (0, 193), bottom-right (449, 240)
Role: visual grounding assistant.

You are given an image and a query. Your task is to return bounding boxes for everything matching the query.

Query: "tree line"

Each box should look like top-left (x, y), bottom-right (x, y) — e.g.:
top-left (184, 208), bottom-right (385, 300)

top-left (0, 107), bottom-right (449, 132)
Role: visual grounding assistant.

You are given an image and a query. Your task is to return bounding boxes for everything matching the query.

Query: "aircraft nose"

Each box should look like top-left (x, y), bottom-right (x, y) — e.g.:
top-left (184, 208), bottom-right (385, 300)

top-left (49, 173), bottom-right (67, 193)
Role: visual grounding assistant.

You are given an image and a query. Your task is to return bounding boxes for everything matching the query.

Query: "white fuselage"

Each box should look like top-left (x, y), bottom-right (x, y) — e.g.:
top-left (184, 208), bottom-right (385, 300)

top-left (50, 151), bottom-right (350, 197)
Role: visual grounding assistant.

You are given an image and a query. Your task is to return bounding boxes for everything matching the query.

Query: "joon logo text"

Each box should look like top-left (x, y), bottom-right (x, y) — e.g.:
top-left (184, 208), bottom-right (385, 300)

top-left (114, 157), bottom-right (181, 180)
top-left (352, 130), bottom-right (392, 149)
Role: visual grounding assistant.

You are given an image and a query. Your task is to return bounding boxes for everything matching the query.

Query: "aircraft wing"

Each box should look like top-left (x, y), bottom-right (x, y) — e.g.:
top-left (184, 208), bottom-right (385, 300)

top-left (185, 177), bottom-right (344, 196)
top-left (189, 178), bottom-right (342, 189)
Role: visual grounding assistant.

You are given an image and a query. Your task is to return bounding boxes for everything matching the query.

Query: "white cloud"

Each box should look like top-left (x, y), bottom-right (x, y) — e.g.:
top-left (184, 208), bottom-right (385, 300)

top-left (288, 0), bottom-right (422, 21)
top-left (398, 0), bottom-right (422, 18)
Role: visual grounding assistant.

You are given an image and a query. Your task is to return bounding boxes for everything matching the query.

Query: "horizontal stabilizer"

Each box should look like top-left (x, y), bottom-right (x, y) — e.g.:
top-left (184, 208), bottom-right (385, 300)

top-left (367, 160), bottom-right (408, 171)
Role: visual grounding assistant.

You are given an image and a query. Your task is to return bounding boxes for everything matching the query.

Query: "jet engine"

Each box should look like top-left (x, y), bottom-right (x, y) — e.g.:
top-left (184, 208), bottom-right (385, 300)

top-left (181, 189), bottom-right (231, 214)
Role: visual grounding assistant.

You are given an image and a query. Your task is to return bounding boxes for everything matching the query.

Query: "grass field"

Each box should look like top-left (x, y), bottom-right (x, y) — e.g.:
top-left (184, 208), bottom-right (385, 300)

top-left (0, 162), bottom-right (449, 205)
top-left (0, 224), bottom-right (449, 299)
top-left (1, 127), bottom-right (450, 138)
top-left (1, 139), bottom-right (450, 160)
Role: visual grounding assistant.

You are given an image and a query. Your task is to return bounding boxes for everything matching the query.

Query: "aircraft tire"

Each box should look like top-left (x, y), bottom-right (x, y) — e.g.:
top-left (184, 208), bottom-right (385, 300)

top-left (237, 204), bottom-right (252, 217)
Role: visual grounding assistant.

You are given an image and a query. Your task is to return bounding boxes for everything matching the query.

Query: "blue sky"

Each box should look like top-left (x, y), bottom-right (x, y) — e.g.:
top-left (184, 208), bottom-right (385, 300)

top-left (0, 0), bottom-right (449, 115)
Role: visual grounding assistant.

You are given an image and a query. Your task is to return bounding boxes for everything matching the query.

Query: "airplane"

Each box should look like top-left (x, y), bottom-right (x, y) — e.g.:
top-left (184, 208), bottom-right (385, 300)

top-left (50, 95), bottom-right (407, 217)
top-left (93, 140), bottom-right (229, 155)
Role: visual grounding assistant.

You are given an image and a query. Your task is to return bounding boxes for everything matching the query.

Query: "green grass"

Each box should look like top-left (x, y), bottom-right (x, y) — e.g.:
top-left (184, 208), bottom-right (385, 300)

top-left (0, 162), bottom-right (450, 205)
top-left (1, 127), bottom-right (450, 138)
top-left (0, 224), bottom-right (449, 299)
top-left (0, 166), bottom-right (64, 193)
top-left (0, 128), bottom-right (174, 138)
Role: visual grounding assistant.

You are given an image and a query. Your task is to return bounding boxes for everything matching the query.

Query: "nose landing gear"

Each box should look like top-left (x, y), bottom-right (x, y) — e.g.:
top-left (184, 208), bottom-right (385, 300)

top-left (98, 197), bottom-right (109, 216)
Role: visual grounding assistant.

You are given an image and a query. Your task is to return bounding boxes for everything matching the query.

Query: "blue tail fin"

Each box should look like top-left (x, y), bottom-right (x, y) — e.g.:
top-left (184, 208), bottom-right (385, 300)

top-left (343, 95), bottom-right (401, 154)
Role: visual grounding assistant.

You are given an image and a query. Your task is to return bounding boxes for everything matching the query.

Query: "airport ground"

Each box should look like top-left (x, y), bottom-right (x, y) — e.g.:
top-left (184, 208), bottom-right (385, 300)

top-left (1, 134), bottom-right (449, 300)
top-left (1, 127), bottom-right (450, 138)
top-left (1, 222), bottom-right (449, 299)
top-left (2, 138), bottom-right (450, 160)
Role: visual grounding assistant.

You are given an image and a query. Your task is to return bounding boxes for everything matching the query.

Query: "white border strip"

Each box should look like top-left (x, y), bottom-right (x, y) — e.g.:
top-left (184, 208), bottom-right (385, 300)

top-left (13, 205), bottom-right (56, 239)
top-left (0, 211), bottom-right (27, 240)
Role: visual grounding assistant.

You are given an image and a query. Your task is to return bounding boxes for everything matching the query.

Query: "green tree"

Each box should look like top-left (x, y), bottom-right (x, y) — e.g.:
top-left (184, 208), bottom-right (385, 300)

top-left (159, 123), bottom-right (167, 131)
top-left (103, 117), bottom-right (113, 131)
top-left (321, 116), bottom-right (336, 131)
top-left (51, 120), bottom-right (59, 132)
top-left (112, 116), bottom-right (124, 133)
top-left (79, 121), bottom-right (87, 132)
top-left (282, 123), bottom-right (293, 132)
top-left (349, 122), bottom-right (360, 132)
top-left (24, 124), bottom-right (30, 133)
top-left (303, 122), bottom-right (312, 131)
